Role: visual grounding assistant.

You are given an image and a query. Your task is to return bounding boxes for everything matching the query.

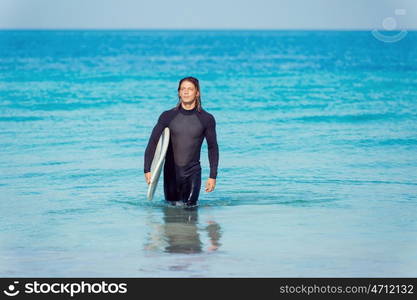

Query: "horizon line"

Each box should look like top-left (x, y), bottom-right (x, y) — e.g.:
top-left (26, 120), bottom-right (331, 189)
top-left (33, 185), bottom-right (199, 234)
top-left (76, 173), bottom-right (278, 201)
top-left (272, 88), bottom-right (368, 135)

top-left (1, 28), bottom-right (416, 31)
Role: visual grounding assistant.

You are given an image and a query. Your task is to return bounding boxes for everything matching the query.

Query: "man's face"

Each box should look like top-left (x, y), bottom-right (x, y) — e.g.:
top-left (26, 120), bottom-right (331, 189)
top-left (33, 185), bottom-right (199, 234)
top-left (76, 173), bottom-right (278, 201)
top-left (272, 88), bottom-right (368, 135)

top-left (179, 81), bottom-right (199, 104)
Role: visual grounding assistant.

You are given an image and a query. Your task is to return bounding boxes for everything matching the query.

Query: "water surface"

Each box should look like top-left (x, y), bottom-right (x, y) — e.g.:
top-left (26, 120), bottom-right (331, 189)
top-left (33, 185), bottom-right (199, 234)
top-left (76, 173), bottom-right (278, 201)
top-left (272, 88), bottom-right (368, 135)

top-left (1, 30), bottom-right (417, 277)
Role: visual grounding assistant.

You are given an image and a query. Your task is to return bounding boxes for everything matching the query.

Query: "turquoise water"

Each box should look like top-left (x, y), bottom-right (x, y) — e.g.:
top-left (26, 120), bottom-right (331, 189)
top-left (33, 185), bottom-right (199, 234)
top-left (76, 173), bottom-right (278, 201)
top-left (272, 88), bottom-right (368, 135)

top-left (1, 30), bottom-right (417, 277)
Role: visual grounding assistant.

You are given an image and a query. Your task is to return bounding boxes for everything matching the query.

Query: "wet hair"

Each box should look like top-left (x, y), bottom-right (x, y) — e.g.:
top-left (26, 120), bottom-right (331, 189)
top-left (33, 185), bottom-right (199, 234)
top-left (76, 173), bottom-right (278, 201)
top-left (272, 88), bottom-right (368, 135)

top-left (175, 76), bottom-right (202, 112)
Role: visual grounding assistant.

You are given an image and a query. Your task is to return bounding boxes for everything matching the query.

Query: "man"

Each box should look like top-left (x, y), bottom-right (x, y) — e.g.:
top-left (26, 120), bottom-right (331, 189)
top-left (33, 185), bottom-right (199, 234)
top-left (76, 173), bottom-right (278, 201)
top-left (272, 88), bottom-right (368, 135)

top-left (144, 77), bottom-right (219, 206)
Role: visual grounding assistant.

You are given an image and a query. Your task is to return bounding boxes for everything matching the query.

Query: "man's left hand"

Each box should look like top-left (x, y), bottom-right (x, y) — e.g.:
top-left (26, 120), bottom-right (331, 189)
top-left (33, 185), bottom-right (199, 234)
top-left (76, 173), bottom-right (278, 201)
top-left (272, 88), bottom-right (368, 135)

top-left (205, 178), bottom-right (216, 192)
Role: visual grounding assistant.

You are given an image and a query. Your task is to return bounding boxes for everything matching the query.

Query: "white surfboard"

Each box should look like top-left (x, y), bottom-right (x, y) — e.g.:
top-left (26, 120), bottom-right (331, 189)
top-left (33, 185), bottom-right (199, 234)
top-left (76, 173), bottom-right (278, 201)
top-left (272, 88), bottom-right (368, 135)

top-left (146, 127), bottom-right (170, 201)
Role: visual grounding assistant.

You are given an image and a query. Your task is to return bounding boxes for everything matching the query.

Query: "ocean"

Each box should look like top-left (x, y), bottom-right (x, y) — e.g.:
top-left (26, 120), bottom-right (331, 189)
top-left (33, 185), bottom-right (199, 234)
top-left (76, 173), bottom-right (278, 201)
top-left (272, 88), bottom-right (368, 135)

top-left (0, 30), bottom-right (416, 277)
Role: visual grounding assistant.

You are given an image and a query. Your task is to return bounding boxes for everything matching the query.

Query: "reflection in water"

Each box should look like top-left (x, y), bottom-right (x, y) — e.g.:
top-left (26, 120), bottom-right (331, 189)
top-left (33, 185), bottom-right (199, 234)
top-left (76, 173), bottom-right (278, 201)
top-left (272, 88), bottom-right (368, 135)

top-left (144, 205), bottom-right (222, 254)
top-left (163, 206), bottom-right (202, 253)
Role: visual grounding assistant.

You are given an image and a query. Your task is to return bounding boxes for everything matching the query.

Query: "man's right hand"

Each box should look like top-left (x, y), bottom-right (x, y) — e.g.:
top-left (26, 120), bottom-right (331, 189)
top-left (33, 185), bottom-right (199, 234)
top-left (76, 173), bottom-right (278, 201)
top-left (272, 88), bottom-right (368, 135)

top-left (145, 172), bottom-right (152, 185)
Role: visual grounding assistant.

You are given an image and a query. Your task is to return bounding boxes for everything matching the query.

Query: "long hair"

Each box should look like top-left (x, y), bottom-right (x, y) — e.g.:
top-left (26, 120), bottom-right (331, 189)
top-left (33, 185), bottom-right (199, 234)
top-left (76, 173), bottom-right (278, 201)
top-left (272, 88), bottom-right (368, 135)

top-left (175, 76), bottom-right (202, 112)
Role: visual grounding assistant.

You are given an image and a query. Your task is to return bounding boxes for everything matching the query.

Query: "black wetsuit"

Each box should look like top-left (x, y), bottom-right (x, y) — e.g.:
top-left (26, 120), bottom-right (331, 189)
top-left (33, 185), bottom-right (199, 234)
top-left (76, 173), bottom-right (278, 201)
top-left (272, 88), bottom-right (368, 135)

top-left (144, 105), bottom-right (219, 206)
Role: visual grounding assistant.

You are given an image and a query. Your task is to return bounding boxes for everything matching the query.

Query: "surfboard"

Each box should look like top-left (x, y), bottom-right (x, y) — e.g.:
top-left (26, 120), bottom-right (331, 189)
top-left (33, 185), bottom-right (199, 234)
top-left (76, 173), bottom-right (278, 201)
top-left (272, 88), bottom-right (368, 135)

top-left (146, 127), bottom-right (170, 201)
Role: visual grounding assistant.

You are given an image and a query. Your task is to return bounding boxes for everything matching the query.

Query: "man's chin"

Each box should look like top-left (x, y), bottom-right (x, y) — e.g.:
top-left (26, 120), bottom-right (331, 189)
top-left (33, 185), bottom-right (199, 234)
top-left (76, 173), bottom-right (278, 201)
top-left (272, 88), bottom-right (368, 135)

top-left (182, 99), bottom-right (195, 104)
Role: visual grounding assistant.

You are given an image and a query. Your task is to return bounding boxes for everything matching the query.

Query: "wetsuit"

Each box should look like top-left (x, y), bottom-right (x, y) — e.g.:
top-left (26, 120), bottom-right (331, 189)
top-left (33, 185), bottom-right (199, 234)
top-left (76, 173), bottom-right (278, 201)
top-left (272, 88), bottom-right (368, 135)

top-left (144, 105), bottom-right (219, 206)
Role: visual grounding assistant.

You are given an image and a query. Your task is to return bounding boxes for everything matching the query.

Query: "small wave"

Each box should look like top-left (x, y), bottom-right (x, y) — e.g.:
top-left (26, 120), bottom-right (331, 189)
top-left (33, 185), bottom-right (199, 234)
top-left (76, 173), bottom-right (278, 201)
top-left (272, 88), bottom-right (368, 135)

top-left (294, 113), bottom-right (416, 123)
top-left (20, 172), bottom-right (47, 178)
top-left (377, 138), bottom-right (417, 146)
top-left (38, 161), bottom-right (71, 166)
top-left (0, 116), bottom-right (44, 122)
top-left (45, 207), bottom-right (95, 215)
top-left (337, 138), bottom-right (417, 147)
top-left (7, 101), bottom-right (118, 112)
top-left (109, 199), bottom-right (141, 207)
top-left (116, 198), bottom-right (233, 208)
top-left (126, 195), bottom-right (338, 208)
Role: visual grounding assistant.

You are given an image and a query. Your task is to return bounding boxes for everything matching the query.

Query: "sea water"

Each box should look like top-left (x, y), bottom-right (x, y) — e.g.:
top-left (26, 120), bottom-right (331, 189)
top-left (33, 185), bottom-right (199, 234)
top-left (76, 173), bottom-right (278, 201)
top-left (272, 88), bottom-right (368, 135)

top-left (0, 30), bottom-right (416, 277)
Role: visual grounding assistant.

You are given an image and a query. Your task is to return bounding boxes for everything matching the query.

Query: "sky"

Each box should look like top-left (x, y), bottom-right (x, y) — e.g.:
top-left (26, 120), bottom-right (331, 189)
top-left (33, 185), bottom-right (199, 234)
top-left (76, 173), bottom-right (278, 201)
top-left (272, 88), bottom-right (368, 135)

top-left (0, 0), bottom-right (416, 30)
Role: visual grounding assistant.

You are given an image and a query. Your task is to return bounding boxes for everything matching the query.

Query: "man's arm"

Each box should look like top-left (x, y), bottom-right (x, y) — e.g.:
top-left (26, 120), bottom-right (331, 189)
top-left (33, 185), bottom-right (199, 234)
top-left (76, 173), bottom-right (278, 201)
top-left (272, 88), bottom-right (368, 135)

top-left (205, 114), bottom-right (219, 179)
top-left (144, 112), bottom-right (167, 173)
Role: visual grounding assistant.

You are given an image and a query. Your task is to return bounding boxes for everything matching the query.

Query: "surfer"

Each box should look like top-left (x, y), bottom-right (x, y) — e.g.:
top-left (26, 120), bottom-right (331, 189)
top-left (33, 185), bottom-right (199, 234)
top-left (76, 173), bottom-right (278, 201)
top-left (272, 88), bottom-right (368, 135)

top-left (144, 76), bottom-right (219, 206)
